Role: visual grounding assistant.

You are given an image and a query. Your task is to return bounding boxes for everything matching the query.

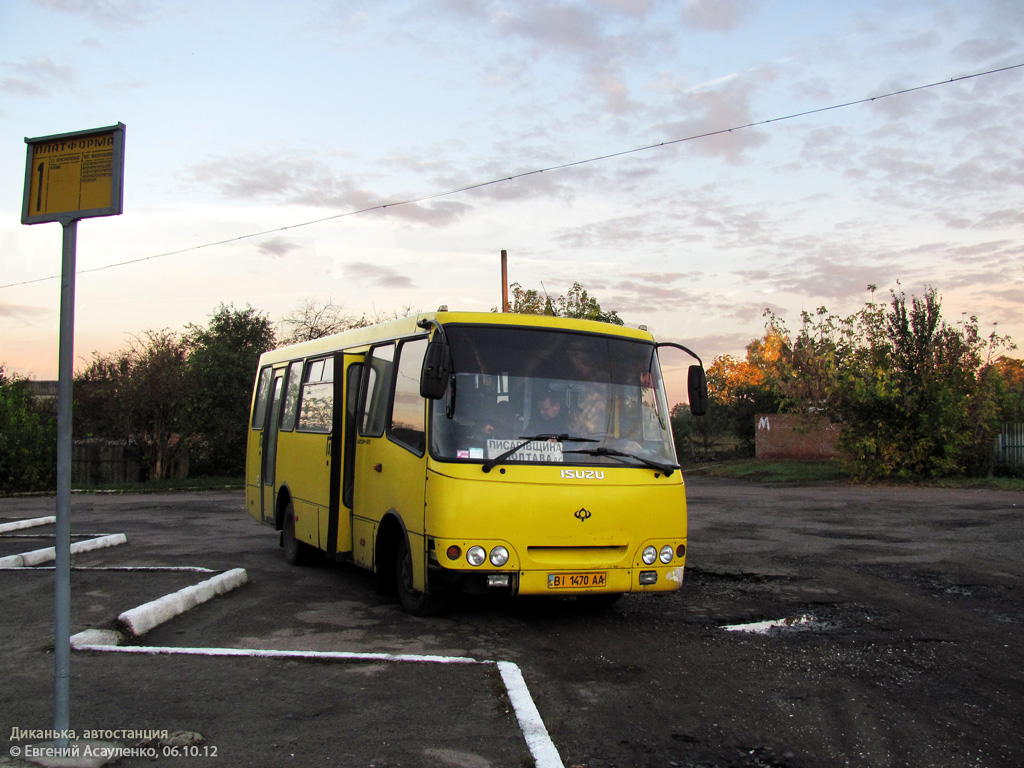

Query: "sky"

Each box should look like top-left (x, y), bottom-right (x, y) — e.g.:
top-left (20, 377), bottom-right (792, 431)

top-left (1, 0), bottom-right (1022, 404)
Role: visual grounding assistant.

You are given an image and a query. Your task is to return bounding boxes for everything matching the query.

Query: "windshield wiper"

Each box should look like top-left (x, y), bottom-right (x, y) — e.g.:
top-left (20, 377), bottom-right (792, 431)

top-left (564, 447), bottom-right (679, 476)
top-left (481, 434), bottom-right (598, 473)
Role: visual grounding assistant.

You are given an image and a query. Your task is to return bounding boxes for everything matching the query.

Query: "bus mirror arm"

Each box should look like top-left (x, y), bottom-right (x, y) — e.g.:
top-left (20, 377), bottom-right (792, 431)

top-left (417, 319), bottom-right (452, 400)
top-left (655, 342), bottom-right (709, 417)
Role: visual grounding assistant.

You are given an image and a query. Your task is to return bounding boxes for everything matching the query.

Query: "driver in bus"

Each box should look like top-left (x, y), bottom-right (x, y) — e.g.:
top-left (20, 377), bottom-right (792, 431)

top-left (531, 390), bottom-right (569, 434)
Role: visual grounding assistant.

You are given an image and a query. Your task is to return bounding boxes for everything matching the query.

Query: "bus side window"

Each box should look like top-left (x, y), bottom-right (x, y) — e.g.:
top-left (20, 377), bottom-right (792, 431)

top-left (279, 361), bottom-right (304, 432)
top-left (360, 343), bottom-right (395, 437)
top-left (251, 367), bottom-right (273, 429)
top-left (389, 337), bottom-right (427, 455)
top-left (298, 356), bottom-right (334, 433)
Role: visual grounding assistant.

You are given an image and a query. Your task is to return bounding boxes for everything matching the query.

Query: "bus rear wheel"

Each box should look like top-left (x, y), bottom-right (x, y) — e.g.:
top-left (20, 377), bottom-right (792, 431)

top-left (396, 537), bottom-right (446, 617)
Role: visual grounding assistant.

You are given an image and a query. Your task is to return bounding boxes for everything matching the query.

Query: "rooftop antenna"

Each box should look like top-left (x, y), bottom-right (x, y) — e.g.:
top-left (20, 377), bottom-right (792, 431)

top-left (540, 281), bottom-right (554, 315)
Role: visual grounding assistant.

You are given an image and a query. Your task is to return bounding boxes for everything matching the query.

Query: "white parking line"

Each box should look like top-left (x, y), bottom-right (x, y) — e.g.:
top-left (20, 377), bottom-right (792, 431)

top-left (72, 641), bottom-right (565, 768)
top-left (497, 660), bottom-right (565, 768)
top-left (0, 533), bottom-right (128, 568)
top-left (36, 531), bottom-right (566, 768)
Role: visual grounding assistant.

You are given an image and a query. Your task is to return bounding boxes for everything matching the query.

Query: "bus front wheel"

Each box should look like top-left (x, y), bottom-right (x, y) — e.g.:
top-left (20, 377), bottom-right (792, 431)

top-left (396, 537), bottom-right (446, 617)
top-left (282, 501), bottom-right (311, 566)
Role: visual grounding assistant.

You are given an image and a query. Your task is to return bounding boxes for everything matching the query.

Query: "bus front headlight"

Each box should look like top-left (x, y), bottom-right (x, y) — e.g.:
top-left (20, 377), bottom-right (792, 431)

top-left (489, 546), bottom-right (509, 567)
top-left (659, 545), bottom-right (674, 564)
top-left (467, 546), bottom-right (487, 567)
top-left (642, 546), bottom-right (657, 565)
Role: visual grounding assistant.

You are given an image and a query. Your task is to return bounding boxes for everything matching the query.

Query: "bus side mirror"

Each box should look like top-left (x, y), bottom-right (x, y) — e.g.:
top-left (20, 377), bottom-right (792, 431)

top-left (688, 365), bottom-right (708, 416)
top-left (420, 340), bottom-right (451, 399)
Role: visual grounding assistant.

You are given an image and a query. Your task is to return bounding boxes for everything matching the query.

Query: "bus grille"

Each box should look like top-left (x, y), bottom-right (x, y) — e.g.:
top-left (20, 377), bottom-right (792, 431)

top-left (526, 546), bottom-right (628, 567)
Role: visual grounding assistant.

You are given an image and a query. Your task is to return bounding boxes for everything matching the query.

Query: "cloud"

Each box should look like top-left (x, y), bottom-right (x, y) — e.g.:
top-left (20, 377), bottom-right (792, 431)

top-left (31, 0), bottom-right (159, 26)
top-left (438, 0), bottom-right (653, 114)
top-left (257, 237), bottom-right (302, 258)
top-left (594, 0), bottom-right (656, 17)
top-left (969, 209), bottom-right (1024, 230)
top-left (951, 37), bottom-right (1018, 63)
top-left (184, 153), bottom-right (473, 228)
top-left (656, 70), bottom-right (774, 161)
top-left (662, 330), bottom-right (755, 363)
top-left (0, 57), bottom-right (76, 97)
top-left (495, 2), bottom-right (605, 52)
top-left (555, 214), bottom-right (665, 249)
top-left (680, 0), bottom-right (756, 33)
top-left (457, 157), bottom-right (593, 205)
top-left (734, 242), bottom-right (901, 303)
top-left (496, 2), bottom-right (644, 114)
top-left (0, 303), bottom-right (50, 320)
top-left (343, 262), bottom-right (416, 289)
top-left (600, 274), bottom-right (703, 313)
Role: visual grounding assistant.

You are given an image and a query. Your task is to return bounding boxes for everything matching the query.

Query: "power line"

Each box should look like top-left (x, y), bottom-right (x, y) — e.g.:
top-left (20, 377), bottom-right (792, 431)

top-left (4, 62), bottom-right (1021, 291)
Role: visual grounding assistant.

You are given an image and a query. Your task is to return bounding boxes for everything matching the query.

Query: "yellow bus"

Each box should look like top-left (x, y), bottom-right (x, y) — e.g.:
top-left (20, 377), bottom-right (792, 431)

top-left (245, 310), bottom-right (707, 615)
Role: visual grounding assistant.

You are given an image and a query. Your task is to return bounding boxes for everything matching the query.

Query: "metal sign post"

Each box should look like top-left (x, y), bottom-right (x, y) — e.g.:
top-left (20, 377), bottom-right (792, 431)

top-left (21, 122), bottom-right (125, 748)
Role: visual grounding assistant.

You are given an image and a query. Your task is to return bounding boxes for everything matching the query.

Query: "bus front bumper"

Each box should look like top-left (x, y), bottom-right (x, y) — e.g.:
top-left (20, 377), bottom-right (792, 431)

top-left (430, 563), bottom-right (685, 596)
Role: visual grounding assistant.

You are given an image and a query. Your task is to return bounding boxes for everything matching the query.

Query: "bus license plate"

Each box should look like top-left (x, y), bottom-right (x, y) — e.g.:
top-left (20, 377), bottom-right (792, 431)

top-left (548, 572), bottom-right (607, 589)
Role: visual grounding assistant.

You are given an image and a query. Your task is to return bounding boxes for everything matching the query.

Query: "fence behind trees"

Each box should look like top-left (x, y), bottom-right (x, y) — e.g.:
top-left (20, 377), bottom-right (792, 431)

top-left (71, 440), bottom-right (189, 486)
top-left (996, 424), bottom-right (1024, 471)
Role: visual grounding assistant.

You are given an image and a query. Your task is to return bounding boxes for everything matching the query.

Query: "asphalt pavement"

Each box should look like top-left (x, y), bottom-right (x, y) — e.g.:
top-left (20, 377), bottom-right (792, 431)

top-left (1, 479), bottom-right (1022, 768)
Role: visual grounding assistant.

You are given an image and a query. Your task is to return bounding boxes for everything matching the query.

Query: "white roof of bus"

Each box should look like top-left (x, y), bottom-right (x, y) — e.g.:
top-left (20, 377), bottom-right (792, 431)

top-left (257, 311), bottom-right (655, 367)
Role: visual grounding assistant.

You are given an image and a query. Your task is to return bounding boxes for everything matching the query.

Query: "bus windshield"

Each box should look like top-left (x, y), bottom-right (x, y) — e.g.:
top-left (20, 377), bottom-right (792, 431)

top-left (429, 325), bottom-right (678, 470)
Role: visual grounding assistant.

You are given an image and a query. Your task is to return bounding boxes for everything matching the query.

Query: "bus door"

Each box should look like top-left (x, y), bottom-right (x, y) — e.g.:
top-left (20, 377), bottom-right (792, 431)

top-left (324, 352), bottom-right (364, 558)
top-left (351, 338), bottom-right (430, 582)
top-left (260, 369), bottom-right (286, 525)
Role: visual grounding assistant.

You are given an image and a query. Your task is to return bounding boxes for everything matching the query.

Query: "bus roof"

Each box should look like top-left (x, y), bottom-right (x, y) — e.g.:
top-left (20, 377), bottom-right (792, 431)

top-left (257, 311), bottom-right (656, 367)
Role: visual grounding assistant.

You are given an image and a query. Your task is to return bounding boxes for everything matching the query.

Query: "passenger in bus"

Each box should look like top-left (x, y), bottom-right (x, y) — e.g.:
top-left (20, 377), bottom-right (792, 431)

top-left (481, 400), bottom-right (517, 437)
top-left (570, 383), bottom-right (609, 438)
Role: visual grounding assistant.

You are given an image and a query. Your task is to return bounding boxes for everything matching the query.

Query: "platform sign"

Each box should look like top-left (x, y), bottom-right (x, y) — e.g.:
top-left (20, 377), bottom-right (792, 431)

top-left (18, 121), bottom-right (125, 750)
top-left (22, 122), bottom-right (125, 224)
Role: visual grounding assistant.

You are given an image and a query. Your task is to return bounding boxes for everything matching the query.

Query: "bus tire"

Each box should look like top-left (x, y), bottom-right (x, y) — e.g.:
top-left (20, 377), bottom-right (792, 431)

top-left (396, 536), bottom-right (446, 617)
top-left (282, 501), bottom-right (311, 566)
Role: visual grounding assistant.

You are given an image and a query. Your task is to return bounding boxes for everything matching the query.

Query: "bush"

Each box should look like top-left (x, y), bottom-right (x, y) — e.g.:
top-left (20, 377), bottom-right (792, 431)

top-left (0, 366), bottom-right (57, 493)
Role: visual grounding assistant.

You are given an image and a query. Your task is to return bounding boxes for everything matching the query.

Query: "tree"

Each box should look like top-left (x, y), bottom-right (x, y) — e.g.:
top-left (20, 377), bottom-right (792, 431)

top-left (76, 330), bottom-right (194, 480)
top-left (0, 366), bottom-right (56, 493)
top-left (704, 325), bottom-right (787, 455)
top-left (555, 282), bottom-right (624, 325)
top-left (671, 400), bottom-right (730, 462)
top-left (695, 285), bottom-right (1013, 477)
top-left (986, 356), bottom-right (1024, 424)
top-left (507, 281), bottom-right (624, 325)
top-left (776, 286), bottom-right (1012, 479)
top-left (832, 287), bottom-right (1008, 478)
top-left (186, 304), bottom-right (276, 476)
top-left (508, 282), bottom-right (552, 315)
top-left (276, 297), bottom-right (368, 345)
